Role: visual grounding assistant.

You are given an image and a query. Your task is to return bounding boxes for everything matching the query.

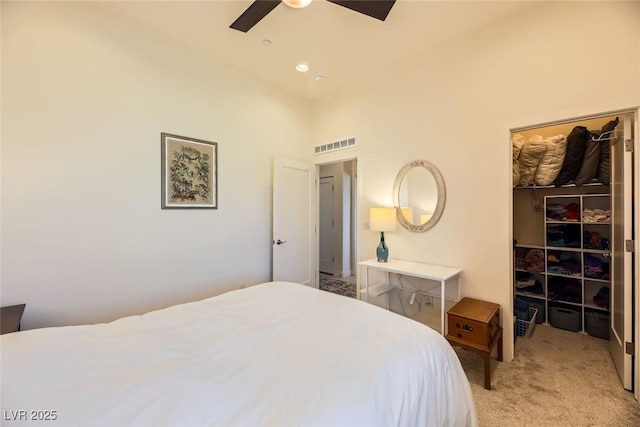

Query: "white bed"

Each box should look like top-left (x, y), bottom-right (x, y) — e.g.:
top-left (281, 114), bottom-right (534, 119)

top-left (1, 281), bottom-right (477, 426)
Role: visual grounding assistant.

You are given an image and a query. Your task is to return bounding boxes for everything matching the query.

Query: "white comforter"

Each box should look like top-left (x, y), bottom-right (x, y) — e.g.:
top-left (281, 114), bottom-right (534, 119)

top-left (1, 282), bottom-right (477, 426)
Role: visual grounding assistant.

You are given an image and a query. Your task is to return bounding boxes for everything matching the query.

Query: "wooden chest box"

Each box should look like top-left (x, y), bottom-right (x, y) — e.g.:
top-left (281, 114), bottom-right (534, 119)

top-left (447, 297), bottom-right (500, 347)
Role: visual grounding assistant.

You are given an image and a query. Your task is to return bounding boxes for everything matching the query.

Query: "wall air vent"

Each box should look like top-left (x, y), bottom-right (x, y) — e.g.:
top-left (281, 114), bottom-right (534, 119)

top-left (314, 137), bottom-right (356, 155)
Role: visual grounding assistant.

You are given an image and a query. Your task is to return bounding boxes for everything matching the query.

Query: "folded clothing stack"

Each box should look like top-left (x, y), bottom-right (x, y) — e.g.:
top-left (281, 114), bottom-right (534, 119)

top-left (584, 253), bottom-right (610, 280)
top-left (547, 224), bottom-right (581, 247)
top-left (547, 251), bottom-right (581, 276)
top-left (593, 286), bottom-right (609, 309)
top-left (583, 208), bottom-right (611, 223)
top-left (515, 271), bottom-right (544, 294)
top-left (546, 203), bottom-right (579, 221)
top-left (583, 230), bottom-right (609, 250)
top-left (546, 203), bottom-right (567, 220)
top-left (514, 298), bottom-right (531, 322)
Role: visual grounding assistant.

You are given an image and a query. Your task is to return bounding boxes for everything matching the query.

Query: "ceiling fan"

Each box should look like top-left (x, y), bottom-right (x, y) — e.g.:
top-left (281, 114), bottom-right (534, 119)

top-left (230, 0), bottom-right (396, 33)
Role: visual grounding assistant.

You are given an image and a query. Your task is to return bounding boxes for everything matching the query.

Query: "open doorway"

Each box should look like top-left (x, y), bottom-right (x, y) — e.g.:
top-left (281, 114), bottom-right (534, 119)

top-left (318, 159), bottom-right (358, 295)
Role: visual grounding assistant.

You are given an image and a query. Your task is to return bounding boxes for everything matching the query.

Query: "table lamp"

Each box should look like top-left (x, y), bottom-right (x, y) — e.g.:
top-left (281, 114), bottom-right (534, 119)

top-left (370, 207), bottom-right (396, 262)
top-left (401, 207), bottom-right (414, 224)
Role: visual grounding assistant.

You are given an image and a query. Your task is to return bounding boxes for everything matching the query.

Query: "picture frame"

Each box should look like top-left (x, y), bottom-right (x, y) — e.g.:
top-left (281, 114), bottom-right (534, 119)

top-left (161, 133), bottom-right (218, 209)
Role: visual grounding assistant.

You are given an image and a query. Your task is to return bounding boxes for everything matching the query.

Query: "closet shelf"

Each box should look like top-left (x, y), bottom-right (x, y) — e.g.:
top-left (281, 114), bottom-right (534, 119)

top-left (546, 272), bottom-right (582, 279)
top-left (514, 181), bottom-right (609, 190)
top-left (583, 277), bottom-right (610, 284)
top-left (514, 268), bottom-right (547, 274)
top-left (515, 291), bottom-right (545, 299)
top-left (513, 243), bottom-right (544, 249)
top-left (514, 194), bottom-right (612, 338)
top-left (546, 246), bottom-right (582, 252)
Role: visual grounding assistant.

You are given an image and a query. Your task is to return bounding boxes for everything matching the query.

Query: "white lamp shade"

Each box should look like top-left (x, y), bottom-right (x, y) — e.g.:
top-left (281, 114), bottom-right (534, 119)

top-left (401, 207), bottom-right (413, 223)
top-left (370, 208), bottom-right (396, 232)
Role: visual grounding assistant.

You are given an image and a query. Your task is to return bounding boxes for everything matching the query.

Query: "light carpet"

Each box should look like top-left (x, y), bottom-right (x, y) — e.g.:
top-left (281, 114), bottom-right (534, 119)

top-left (455, 324), bottom-right (640, 426)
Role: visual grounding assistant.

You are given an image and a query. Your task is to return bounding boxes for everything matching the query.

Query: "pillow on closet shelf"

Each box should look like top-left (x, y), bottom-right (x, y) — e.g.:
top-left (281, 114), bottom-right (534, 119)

top-left (553, 126), bottom-right (589, 187)
top-left (518, 135), bottom-right (547, 187)
top-left (512, 133), bottom-right (526, 187)
top-left (573, 132), bottom-right (601, 186)
top-left (597, 136), bottom-right (611, 185)
top-left (597, 117), bottom-right (619, 185)
top-left (534, 134), bottom-right (567, 186)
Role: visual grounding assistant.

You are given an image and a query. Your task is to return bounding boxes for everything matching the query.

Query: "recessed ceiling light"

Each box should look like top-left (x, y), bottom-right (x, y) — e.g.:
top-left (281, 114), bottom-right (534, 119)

top-left (261, 39), bottom-right (272, 47)
top-left (313, 74), bottom-right (325, 82)
top-left (296, 63), bottom-right (309, 73)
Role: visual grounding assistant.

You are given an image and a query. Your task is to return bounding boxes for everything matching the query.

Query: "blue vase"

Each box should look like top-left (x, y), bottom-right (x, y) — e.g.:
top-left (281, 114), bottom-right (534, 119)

top-left (376, 232), bottom-right (389, 262)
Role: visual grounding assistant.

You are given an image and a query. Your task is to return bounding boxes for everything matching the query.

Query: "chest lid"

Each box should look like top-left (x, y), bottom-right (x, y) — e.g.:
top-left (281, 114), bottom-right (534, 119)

top-left (449, 297), bottom-right (499, 323)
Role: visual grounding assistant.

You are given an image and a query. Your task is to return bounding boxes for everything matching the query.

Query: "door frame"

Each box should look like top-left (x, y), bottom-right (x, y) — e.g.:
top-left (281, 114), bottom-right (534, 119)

top-left (314, 155), bottom-right (359, 282)
top-left (508, 107), bottom-right (639, 400)
top-left (633, 109), bottom-right (640, 402)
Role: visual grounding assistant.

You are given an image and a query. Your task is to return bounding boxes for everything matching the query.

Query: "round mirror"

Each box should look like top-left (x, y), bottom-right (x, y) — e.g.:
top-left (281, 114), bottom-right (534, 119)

top-left (392, 160), bottom-right (446, 232)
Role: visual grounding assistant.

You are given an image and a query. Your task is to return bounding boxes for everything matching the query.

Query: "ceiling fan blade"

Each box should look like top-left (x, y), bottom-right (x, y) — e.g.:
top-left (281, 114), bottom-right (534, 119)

top-left (327, 0), bottom-right (396, 21)
top-left (230, 0), bottom-right (281, 33)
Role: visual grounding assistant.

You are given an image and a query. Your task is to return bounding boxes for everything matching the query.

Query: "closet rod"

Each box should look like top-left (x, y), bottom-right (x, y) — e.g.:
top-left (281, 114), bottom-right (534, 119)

top-left (510, 107), bottom-right (634, 133)
top-left (591, 129), bottom-right (619, 142)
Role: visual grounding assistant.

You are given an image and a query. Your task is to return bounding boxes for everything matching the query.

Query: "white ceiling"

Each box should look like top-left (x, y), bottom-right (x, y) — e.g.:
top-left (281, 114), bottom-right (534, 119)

top-left (96, 0), bottom-right (534, 101)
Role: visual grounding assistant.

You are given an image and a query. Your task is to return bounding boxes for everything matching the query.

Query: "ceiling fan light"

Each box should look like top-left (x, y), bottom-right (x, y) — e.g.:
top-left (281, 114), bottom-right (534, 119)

top-left (296, 63), bottom-right (310, 72)
top-left (283, 0), bottom-right (312, 9)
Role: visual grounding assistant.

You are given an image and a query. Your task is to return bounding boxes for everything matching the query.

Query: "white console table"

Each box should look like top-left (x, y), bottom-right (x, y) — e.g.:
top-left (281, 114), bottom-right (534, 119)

top-left (358, 258), bottom-right (463, 335)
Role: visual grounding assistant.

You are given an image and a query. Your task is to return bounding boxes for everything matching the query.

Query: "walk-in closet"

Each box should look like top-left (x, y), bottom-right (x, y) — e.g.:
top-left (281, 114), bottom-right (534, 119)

top-left (511, 109), bottom-right (637, 392)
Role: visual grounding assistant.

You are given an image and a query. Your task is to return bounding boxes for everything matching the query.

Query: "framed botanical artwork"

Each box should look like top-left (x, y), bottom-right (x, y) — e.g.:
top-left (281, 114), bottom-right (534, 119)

top-left (161, 133), bottom-right (218, 209)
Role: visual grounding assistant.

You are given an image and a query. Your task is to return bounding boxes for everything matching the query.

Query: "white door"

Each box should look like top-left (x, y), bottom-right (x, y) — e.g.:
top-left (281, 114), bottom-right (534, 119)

top-left (272, 157), bottom-right (316, 287)
top-left (609, 114), bottom-right (634, 390)
top-left (319, 176), bottom-right (335, 274)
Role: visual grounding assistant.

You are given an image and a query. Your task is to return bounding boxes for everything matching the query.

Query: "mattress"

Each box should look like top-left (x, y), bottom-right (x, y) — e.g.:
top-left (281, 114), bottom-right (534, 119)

top-left (0, 281), bottom-right (477, 426)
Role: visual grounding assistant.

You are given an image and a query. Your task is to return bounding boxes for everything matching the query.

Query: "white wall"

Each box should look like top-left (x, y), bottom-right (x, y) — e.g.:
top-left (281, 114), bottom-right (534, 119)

top-left (1, 2), bottom-right (311, 328)
top-left (2, 1), bottom-right (639, 356)
top-left (311, 1), bottom-right (640, 360)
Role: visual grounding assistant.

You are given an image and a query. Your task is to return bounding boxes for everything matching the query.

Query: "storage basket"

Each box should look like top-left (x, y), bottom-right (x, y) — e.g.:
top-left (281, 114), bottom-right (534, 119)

top-left (585, 311), bottom-right (609, 340)
top-left (526, 299), bottom-right (545, 324)
top-left (516, 307), bottom-right (538, 338)
top-left (549, 306), bottom-right (581, 332)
